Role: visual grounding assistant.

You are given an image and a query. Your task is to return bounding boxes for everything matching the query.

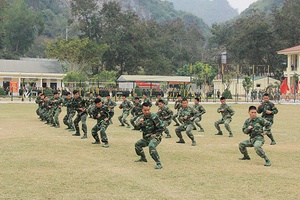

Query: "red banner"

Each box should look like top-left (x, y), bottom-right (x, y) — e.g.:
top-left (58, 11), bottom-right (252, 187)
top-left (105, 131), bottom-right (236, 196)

top-left (10, 82), bottom-right (18, 93)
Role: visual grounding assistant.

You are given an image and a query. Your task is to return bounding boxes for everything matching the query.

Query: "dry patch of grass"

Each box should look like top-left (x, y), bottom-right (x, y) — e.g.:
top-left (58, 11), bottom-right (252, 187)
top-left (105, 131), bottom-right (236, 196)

top-left (0, 103), bottom-right (299, 199)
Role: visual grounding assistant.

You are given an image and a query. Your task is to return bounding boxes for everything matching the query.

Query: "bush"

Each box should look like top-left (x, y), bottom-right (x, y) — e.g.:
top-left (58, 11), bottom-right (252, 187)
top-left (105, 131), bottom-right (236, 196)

top-left (0, 88), bottom-right (6, 95)
top-left (134, 86), bottom-right (142, 97)
top-left (222, 89), bottom-right (232, 99)
top-left (43, 88), bottom-right (53, 97)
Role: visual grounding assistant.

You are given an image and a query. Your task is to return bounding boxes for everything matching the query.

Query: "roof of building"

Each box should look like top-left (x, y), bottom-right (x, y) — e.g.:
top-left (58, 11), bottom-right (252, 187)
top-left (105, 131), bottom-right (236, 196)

top-left (277, 45), bottom-right (300, 54)
top-left (117, 75), bottom-right (190, 83)
top-left (0, 58), bottom-right (64, 74)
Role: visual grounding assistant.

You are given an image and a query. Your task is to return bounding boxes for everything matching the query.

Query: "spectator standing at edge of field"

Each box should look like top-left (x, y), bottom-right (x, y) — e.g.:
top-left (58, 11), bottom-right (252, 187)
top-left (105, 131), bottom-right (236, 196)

top-left (172, 94), bottom-right (182, 126)
top-left (239, 105), bottom-right (271, 166)
top-left (134, 102), bottom-right (164, 169)
top-left (91, 98), bottom-right (111, 148)
top-left (193, 97), bottom-right (206, 132)
top-left (257, 93), bottom-right (278, 145)
top-left (175, 98), bottom-right (197, 146)
top-left (118, 94), bottom-right (132, 128)
top-left (214, 97), bottom-right (235, 137)
top-left (104, 94), bottom-right (117, 125)
top-left (72, 90), bottom-right (88, 139)
top-left (63, 92), bottom-right (75, 131)
top-left (157, 99), bottom-right (173, 138)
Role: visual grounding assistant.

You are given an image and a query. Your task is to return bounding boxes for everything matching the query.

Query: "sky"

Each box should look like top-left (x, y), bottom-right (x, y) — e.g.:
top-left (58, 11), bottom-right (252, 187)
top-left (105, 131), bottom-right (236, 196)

top-left (227, 0), bottom-right (258, 13)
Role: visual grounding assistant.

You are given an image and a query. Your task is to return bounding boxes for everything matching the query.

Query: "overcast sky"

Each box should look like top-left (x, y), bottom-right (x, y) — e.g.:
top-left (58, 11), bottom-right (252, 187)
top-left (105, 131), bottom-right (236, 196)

top-left (227, 0), bottom-right (258, 13)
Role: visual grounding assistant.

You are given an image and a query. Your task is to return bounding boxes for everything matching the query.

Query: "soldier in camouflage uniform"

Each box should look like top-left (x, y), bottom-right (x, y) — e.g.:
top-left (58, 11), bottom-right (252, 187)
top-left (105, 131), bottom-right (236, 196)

top-left (49, 91), bottom-right (63, 128)
top-left (87, 92), bottom-right (96, 118)
top-left (142, 93), bottom-right (152, 107)
top-left (130, 97), bottom-right (143, 130)
top-left (35, 92), bottom-right (43, 118)
top-left (239, 106), bottom-right (271, 166)
top-left (72, 90), bottom-right (88, 139)
top-left (175, 98), bottom-right (197, 146)
top-left (104, 94), bottom-right (117, 124)
top-left (63, 92), bottom-right (75, 130)
top-left (41, 96), bottom-right (50, 122)
top-left (172, 94), bottom-right (182, 126)
top-left (155, 93), bottom-right (168, 106)
top-left (157, 99), bottom-right (173, 138)
top-left (215, 97), bottom-right (235, 137)
top-left (118, 95), bottom-right (132, 128)
top-left (134, 102), bottom-right (165, 169)
top-left (91, 98), bottom-right (111, 148)
top-left (193, 97), bottom-right (206, 132)
top-left (257, 93), bottom-right (278, 145)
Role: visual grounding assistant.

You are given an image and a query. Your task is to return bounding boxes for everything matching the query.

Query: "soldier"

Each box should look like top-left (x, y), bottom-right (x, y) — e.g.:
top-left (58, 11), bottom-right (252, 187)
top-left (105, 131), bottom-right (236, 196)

top-left (193, 97), bottom-right (206, 132)
top-left (49, 91), bottom-right (63, 128)
top-left (104, 94), bottom-right (117, 124)
top-left (35, 92), bottom-right (43, 118)
top-left (175, 98), bottom-right (197, 146)
top-left (91, 98), bottom-right (111, 148)
top-left (142, 93), bottom-right (152, 107)
top-left (40, 95), bottom-right (50, 122)
top-left (257, 93), bottom-right (278, 145)
top-left (172, 94), bottom-right (182, 126)
top-left (130, 97), bottom-right (143, 130)
top-left (63, 92), bottom-right (75, 130)
top-left (118, 95), bottom-right (132, 128)
top-left (87, 92), bottom-right (96, 118)
top-left (72, 90), bottom-right (88, 139)
top-left (134, 102), bottom-right (164, 169)
top-left (155, 93), bottom-right (168, 106)
top-left (157, 99), bottom-right (173, 138)
top-left (215, 97), bottom-right (235, 137)
top-left (239, 106), bottom-right (271, 166)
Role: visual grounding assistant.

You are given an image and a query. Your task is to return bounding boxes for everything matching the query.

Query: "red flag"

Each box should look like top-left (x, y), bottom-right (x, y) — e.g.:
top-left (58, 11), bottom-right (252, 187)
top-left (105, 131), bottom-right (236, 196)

top-left (280, 78), bottom-right (289, 94)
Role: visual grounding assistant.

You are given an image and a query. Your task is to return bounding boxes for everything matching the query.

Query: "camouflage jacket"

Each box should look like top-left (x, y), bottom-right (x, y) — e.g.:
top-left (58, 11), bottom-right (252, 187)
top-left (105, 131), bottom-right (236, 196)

top-left (63, 98), bottom-right (74, 113)
top-left (119, 100), bottom-right (132, 113)
top-left (178, 106), bottom-right (197, 125)
top-left (92, 105), bottom-right (110, 124)
top-left (174, 99), bottom-right (182, 110)
top-left (143, 98), bottom-right (152, 107)
top-left (49, 97), bottom-right (63, 110)
top-left (217, 104), bottom-right (235, 119)
top-left (135, 113), bottom-right (164, 140)
top-left (157, 105), bottom-right (173, 121)
top-left (86, 96), bottom-right (96, 108)
top-left (105, 99), bottom-right (117, 112)
top-left (194, 104), bottom-right (206, 117)
top-left (257, 101), bottom-right (278, 121)
top-left (131, 102), bottom-right (143, 117)
top-left (72, 97), bottom-right (87, 115)
top-left (242, 117), bottom-right (271, 140)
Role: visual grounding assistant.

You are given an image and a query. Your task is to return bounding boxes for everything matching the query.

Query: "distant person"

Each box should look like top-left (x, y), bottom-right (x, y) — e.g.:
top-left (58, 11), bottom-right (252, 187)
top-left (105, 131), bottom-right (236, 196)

top-left (72, 90), bottom-right (88, 139)
top-left (157, 99), bottom-right (173, 138)
top-left (193, 97), bottom-right (206, 132)
top-left (215, 97), bottom-right (235, 137)
top-left (118, 95), bottom-right (132, 128)
top-left (239, 106), bottom-right (271, 166)
top-left (257, 93), bottom-right (278, 145)
top-left (217, 90), bottom-right (220, 99)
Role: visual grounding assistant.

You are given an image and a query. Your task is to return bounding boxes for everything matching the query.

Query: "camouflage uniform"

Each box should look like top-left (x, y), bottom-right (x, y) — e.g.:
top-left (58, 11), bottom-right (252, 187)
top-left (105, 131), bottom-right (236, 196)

top-left (91, 104), bottom-right (111, 147)
top-left (175, 106), bottom-right (197, 145)
top-left (130, 102), bottom-right (143, 129)
top-left (72, 96), bottom-right (88, 138)
top-left (63, 97), bottom-right (75, 130)
top-left (155, 97), bottom-right (168, 106)
top-left (118, 99), bottom-right (132, 127)
top-left (157, 105), bottom-right (173, 138)
top-left (143, 97), bottom-right (152, 107)
top-left (104, 98), bottom-right (117, 124)
top-left (134, 113), bottom-right (165, 168)
top-left (87, 96), bottom-right (96, 117)
top-left (214, 103), bottom-right (235, 136)
top-left (239, 116), bottom-right (271, 163)
top-left (193, 103), bottom-right (206, 132)
top-left (172, 99), bottom-right (182, 125)
top-left (41, 98), bottom-right (50, 121)
top-left (35, 95), bottom-right (41, 116)
top-left (48, 96), bottom-right (63, 127)
top-left (257, 101), bottom-right (278, 144)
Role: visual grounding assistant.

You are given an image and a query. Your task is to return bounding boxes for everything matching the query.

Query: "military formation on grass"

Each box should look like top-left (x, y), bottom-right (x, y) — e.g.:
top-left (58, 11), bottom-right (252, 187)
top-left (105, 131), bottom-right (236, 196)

top-left (35, 90), bottom-right (278, 169)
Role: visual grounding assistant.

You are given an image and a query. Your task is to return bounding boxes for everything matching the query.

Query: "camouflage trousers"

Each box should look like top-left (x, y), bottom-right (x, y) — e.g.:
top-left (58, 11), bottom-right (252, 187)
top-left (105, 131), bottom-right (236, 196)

top-left (172, 112), bottom-right (180, 125)
top-left (162, 119), bottom-right (172, 134)
top-left (91, 121), bottom-right (109, 143)
top-left (118, 111), bottom-right (130, 126)
top-left (87, 105), bottom-right (95, 117)
top-left (74, 113), bottom-right (87, 134)
top-left (194, 116), bottom-right (204, 130)
top-left (63, 111), bottom-right (75, 128)
top-left (239, 137), bottom-right (266, 158)
top-left (214, 118), bottom-right (232, 133)
top-left (53, 108), bottom-right (61, 126)
top-left (135, 137), bottom-right (161, 163)
top-left (175, 124), bottom-right (195, 141)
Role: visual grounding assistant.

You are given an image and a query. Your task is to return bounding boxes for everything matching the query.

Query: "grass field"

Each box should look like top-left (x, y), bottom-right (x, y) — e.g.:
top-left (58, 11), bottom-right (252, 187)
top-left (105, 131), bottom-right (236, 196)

top-left (0, 103), bottom-right (299, 200)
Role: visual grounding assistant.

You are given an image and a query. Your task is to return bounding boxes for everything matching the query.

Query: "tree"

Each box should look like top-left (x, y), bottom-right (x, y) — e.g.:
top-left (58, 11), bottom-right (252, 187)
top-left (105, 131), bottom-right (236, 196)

top-left (242, 76), bottom-right (253, 101)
